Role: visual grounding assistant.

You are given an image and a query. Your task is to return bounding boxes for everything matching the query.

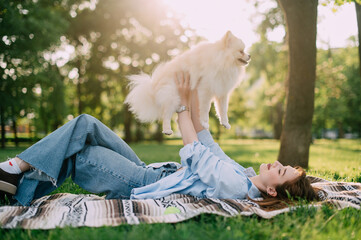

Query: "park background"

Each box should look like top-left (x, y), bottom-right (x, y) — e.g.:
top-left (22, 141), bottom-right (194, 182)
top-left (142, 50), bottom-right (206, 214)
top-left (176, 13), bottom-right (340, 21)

top-left (1, 0), bottom-right (360, 145)
top-left (1, 0), bottom-right (361, 169)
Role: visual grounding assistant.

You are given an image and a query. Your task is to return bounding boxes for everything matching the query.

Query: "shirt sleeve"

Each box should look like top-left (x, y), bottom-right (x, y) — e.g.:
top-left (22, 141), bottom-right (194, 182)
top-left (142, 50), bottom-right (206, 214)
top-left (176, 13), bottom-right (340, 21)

top-left (179, 141), bottom-right (249, 199)
top-left (196, 129), bottom-right (239, 167)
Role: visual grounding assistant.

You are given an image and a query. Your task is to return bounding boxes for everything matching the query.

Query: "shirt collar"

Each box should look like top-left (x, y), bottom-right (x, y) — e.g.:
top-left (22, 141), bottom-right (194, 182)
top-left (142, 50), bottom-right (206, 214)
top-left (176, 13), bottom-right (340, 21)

top-left (244, 167), bottom-right (262, 198)
top-left (243, 167), bottom-right (257, 178)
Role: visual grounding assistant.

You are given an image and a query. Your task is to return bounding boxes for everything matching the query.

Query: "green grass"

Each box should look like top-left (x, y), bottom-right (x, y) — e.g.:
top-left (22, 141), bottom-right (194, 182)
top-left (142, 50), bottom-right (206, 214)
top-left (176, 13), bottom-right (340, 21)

top-left (0, 139), bottom-right (360, 240)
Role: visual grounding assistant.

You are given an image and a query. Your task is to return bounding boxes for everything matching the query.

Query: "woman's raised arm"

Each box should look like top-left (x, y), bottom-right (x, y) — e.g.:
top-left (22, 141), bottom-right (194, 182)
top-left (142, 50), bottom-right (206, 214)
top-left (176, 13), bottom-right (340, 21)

top-left (190, 89), bottom-right (205, 133)
top-left (175, 72), bottom-right (198, 146)
top-left (189, 83), bottom-right (238, 166)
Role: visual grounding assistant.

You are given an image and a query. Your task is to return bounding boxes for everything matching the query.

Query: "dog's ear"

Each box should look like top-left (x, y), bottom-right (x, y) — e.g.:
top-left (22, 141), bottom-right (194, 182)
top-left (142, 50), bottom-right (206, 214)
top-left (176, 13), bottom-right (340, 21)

top-left (222, 30), bottom-right (234, 48)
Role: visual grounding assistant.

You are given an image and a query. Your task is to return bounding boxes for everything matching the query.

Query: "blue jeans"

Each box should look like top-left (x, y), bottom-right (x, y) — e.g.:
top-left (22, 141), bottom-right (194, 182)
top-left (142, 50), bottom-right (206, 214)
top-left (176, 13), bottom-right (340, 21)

top-left (14, 114), bottom-right (178, 206)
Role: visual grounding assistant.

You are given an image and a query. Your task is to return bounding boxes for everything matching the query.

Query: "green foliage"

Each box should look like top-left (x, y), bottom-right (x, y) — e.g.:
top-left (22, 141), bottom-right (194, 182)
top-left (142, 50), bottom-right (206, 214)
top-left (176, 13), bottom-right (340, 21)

top-left (0, 0), bottom-right (68, 107)
top-left (1, 0), bottom-right (360, 144)
top-left (246, 41), bottom-right (288, 138)
top-left (321, 0), bottom-right (361, 7)
top-left (36, 66), bottom-right (67, 133)
top-left (243, 3), bottom-right (287, 139)
top-left (313, 45), bottom-right (361, 137)
top-left (0, 0), bottom-right (75, 142)
top-left (0, 0), bottom-right (202, 145)
top-left (62, 0), bottom-right (200, 129)
top-left (247, 0), bottom-right (360, 139)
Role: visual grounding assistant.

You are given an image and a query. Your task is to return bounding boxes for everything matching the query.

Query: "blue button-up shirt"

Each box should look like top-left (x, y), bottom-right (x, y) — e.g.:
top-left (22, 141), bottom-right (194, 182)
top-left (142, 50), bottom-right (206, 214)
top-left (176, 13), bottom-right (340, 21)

top-left (130, 130), bottom-right (261, 199)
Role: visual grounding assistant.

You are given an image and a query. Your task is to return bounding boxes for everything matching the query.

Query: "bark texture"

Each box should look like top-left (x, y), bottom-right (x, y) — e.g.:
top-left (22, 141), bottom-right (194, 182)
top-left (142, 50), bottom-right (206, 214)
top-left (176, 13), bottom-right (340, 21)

top-left (277, 0), bottom-right (318, 168)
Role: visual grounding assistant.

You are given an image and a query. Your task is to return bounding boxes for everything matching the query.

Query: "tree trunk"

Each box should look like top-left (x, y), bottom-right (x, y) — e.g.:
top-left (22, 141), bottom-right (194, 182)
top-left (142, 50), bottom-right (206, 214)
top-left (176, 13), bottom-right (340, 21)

top-left (121, 81), bottom-right (133, 143)
top-left (135, 120), bottom-right (144, 142)
top-left (277, 0), bottom-right (318, 168)
top-left (11, 115), bottom-right (18, 147)
top-left (77, 80), bottom-right (83, 115)
top-left (337, 122), bottom-right (344, 138)
top-left (76, 60), bottom-right (83, 115)
top-left (0, 105), bottom-right (5, 148)
top-left (273, 101), bottom-right (283, 140)
top-left (153, 122), bottom-right (164, 143)
top-left (123, 104), bottom-right (133, 143)
top-left (40, 98), bottom-right (49, 135)
top-left (215, 121), bottom-right (221, 141)
top-left (52, 118), bottom-right (62, 132)
top-left (355, 2), bottom-right (361, 79)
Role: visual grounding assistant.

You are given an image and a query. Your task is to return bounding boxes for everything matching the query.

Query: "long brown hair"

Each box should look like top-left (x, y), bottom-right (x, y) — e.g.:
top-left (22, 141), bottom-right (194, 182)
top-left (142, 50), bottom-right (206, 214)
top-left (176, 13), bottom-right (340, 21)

top-left (251, 167), bottom-right (320, 211)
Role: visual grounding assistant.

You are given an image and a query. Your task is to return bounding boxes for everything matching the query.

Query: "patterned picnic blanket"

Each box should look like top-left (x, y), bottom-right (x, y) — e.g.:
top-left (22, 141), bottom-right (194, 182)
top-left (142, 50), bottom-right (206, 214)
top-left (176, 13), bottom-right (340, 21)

top-left (0, 176), bottom-right (360, 229)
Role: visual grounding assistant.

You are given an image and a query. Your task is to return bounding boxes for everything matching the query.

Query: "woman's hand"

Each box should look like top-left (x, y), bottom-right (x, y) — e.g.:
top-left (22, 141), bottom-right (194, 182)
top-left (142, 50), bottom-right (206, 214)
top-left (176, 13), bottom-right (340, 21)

top-left (175, 72), bottom-right (191, 106)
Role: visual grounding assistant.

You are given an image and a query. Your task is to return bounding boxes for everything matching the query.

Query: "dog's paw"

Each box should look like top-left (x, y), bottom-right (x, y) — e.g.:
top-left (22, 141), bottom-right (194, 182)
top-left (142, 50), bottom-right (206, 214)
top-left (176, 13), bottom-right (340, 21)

top-left (201, 121), bottom-right (209, 129)
top-left (221, 122), bottom-right (231, 129)
top-left (162, 129), bottom-right (173, 135)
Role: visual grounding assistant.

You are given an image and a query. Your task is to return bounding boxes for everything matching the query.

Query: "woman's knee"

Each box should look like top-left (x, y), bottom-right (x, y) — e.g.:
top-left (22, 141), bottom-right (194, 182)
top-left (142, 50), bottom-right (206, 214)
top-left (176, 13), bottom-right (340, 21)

top-left (78, 113), bottom-right (95, 122)
top-left (76, 114), bottom-right (101, 128)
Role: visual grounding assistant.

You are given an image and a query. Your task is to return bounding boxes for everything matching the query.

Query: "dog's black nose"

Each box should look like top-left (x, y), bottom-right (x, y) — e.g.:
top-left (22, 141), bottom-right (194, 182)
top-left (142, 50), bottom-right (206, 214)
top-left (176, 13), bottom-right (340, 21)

top-left (248, 54), bottom-right (251, 59)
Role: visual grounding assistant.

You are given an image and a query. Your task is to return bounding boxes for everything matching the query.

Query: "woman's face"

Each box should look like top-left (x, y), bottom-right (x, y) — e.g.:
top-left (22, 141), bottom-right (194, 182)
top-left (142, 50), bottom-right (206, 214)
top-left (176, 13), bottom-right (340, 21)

top-left (259, 161), bottom-right (300, 189)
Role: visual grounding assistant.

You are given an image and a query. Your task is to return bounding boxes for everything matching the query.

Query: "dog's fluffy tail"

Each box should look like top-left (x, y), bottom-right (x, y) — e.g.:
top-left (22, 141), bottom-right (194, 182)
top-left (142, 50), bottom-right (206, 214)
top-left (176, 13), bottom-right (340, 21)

top-left (125, 73), bottom-right (160, 122)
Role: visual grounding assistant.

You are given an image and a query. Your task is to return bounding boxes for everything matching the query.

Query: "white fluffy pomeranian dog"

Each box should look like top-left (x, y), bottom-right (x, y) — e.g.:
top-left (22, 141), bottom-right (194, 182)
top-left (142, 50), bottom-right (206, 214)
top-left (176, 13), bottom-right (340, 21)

top-left (125, 31), bottom-right (250, 135)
